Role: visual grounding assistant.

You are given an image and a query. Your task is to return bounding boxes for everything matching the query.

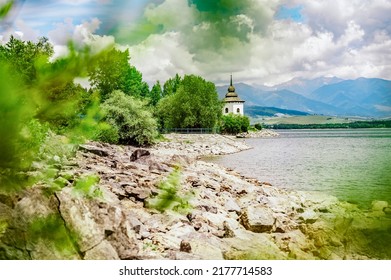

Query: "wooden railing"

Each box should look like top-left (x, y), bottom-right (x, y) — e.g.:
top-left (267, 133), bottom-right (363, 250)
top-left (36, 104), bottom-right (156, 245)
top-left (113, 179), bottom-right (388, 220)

top-left (160, 128), bottom-right (220, 134)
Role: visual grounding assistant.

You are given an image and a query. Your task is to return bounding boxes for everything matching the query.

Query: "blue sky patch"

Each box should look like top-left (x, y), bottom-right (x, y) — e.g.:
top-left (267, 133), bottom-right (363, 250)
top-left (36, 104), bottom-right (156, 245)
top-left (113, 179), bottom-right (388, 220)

top-left (275, 5), bottom-right (304, 23)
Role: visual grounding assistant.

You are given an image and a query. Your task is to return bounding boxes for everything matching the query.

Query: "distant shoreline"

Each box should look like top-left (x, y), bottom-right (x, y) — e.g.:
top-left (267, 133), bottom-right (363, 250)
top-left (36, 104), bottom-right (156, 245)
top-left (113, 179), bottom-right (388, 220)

top-left (262, 119), bottom-right (391, 129)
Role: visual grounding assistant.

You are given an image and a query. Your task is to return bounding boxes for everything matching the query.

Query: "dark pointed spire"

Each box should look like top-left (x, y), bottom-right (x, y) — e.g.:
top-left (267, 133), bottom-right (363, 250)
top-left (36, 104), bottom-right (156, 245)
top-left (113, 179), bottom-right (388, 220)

top-left (227, 74), bottom-right (236, 94)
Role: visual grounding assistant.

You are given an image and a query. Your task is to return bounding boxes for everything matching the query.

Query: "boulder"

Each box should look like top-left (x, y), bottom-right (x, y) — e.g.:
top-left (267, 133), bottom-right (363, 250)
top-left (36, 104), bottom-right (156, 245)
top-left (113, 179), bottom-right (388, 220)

top-left (79, 145), bottom-right (109, 157)
top-left (180, 240), bottom-right (192, 253)
top-left (299, 209), bottom-right (318, 224)
top-left (371, 201), bottom-right (389, 212)
top-left (84, 240), bottom-right (120, 260)
top-left (130, 149), bottom-right (150, 161)
top-left (240, 206), bottom-right (275, 233)
top-left (224, 197), bottom-right (241, 213)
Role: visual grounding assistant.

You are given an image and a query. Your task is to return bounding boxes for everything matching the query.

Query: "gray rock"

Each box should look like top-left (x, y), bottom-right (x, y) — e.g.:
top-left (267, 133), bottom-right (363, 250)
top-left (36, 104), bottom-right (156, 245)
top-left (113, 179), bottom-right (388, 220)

top-left (224, 197), bottom-right (241, 213)
top-left (130, 149), bottom-right (150, 161)
top-left (298, 209), bottom-right (318, 224)
top-left (240, 206), bottom-right (275, 233)
top-left (79, 144), bottom-right (109, 157)
top-left (84, 240), bottom-right (120, 260)
top-left (56, 187), bottom-right (115, 252)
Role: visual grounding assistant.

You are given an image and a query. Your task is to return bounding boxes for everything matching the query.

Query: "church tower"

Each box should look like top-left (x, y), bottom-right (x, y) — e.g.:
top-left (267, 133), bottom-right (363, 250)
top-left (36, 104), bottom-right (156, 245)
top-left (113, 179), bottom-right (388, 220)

top-left (222, 75), bottom-right (245, 115)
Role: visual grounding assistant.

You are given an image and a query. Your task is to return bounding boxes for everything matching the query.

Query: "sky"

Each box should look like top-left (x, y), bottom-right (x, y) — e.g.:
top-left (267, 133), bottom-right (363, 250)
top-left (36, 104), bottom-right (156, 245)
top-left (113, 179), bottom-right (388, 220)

top-left (1, 0), bottom-right (391, 86)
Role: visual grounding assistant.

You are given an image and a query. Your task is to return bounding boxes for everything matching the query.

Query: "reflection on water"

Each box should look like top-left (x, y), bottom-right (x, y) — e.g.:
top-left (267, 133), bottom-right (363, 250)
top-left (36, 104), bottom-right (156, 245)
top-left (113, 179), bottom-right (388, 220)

top-left (209, 129), bottom-right (391, 208)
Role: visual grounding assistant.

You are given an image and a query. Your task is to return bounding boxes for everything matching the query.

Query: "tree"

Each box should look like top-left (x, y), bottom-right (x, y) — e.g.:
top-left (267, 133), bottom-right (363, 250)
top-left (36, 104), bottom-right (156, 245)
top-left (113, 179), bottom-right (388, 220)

top-left (162, 73), bottom-right (182, 97)
top-left (100, 90), bottom-right (158, 146)
top-left (148, 80), bottom-right (162, 106)
top-left (157, 74), bottom-right (222, 129)
top-left (0, 35), bottom-right (53, 85)
top-left (88, 47), bottom-right (149, 100)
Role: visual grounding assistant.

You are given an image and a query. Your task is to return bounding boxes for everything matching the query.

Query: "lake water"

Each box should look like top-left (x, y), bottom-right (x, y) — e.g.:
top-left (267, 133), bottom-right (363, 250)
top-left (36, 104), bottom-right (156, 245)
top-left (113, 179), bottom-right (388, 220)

top-left (209, 129), bottom-right (391, 208)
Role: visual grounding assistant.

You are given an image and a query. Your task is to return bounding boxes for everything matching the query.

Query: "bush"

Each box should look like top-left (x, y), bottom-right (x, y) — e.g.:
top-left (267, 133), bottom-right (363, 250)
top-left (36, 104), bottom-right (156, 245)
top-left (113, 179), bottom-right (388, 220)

top-left (101, 90), bottom-right (158, 146)
top-left (254, 123), bottom-right (263, 130)
top-left (93, 123), bottom-right (119, 144)
top-left (220, 113), bottom-right (250, 134)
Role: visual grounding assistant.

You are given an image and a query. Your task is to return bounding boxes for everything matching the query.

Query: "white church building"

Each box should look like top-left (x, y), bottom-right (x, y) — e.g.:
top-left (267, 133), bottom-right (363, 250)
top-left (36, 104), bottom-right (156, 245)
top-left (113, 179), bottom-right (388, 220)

top-left (222, 75), bottom-right (245, 115)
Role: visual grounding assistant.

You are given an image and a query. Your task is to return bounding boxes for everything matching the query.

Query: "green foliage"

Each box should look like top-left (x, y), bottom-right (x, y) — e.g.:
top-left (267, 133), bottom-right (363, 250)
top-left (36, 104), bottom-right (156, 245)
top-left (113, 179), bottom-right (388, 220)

top-left (0, 220), bottom-right (7, 239)
top-left (220, 113), bottom-right (250, 134)
top-left (0, 0), bottom-right (13, 19)
top-left (0, 37), bottom-right (102, 192)
top-left (0, 36), bottom-right (53, 85)
top-left (254, 123), bottom-right (263, 130)
top-left (93, 123), bottom-right (120, 144)
top-left (88, 47), bottom-right (149, 100)
top-left (162, 73), bottom-right (182, 97)
top-left (157, 74), bottom-right (222, 129)
top-left (148, 80), bottom-right (162, 106)
top-left (73, 174), bottom-right (102, 199)
top-left (101, 90), bottom-right (158, 146)
top-left (147, 167), bottom-right (192, 214)
top-left (18, 119), bottom-right (49, 169)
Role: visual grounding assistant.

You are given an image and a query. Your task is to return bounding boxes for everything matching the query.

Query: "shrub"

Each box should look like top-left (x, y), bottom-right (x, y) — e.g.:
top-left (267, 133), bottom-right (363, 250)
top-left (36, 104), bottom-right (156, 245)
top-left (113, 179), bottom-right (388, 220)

top-left (220, 113), bottom-right (250, 134)
top-left (254, 123), bottom-right (263, 130)
top-left (101, 90), bottom-right (158, 146)
top-left (93, 123), bottom-right (119, 144)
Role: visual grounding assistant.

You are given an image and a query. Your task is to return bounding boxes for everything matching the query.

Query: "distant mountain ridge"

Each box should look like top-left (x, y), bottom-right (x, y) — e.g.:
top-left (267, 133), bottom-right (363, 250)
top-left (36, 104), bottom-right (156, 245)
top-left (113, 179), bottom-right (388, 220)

top-left (245, 106), bottom-right (310, 117)
top-left (217, 77), bottom-right (391, 117)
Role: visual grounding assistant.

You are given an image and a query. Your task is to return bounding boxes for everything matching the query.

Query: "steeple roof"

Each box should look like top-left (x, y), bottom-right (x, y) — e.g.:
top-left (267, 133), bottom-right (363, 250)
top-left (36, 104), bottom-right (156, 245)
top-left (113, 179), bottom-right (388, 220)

top-left (224, 75), bottom-right (244, 102)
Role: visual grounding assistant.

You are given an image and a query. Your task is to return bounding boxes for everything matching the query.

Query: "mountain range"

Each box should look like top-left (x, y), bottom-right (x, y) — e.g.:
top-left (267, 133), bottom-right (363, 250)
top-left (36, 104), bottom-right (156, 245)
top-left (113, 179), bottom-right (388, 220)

top-left (217, 77), bottom-right (391, 117)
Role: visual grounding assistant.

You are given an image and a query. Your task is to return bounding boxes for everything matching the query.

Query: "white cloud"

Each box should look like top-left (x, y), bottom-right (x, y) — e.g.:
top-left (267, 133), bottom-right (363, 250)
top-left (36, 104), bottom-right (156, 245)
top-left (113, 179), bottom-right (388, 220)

top-left (48, 17), bottom-right (115, 59)
top-left (125, 32), bottom-right (199, 83)
top-left (122, 0), bottom-right (391, 85)
top-left (1, 0), bottom-right (390, 85)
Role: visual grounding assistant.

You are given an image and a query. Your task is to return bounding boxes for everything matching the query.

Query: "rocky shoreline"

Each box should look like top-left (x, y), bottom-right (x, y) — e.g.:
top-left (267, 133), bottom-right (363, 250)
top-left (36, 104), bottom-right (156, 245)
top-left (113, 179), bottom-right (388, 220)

top-left (1, 131), bottom-right (390, 260)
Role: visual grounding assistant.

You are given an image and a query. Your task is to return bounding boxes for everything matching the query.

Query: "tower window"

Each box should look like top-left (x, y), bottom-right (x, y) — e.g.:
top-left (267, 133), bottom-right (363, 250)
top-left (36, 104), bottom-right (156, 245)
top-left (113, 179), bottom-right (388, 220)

top-left (225, 108), bottom-right (229, 113)
top-left (237, 108), bottom-right (240, 113)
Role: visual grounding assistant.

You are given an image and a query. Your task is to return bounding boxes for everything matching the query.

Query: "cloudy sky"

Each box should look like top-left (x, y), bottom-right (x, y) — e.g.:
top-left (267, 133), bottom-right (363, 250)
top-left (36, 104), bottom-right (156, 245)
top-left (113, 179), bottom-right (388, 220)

top-left (1, 0), bottom-right (390, 86)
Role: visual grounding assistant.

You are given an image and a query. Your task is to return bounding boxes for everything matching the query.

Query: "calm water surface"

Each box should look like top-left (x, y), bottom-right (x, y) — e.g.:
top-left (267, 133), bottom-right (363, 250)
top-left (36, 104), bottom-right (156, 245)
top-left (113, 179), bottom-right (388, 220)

top-left (209, 129), bottom-right (391, 208)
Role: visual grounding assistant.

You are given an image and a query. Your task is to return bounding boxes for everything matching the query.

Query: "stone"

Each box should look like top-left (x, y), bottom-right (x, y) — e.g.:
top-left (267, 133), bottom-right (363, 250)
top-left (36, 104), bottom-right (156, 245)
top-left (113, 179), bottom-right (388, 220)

top-left (240, 206), bottom-right (275, 233)
top-left (180, 240), bottom-right (192, 253)
top-left (79, 144), bottom-right (109, 157)
top-left (56, 187), bottom-right (107, 252)
top-left (224, 197), bottom-right (241, 213)
top-left (223, 231), bottom-right (287, 260)
top-left (371, 200), bottom-right (389, 212)
top-left (130, 149), bottom-right (150, 161)
top-left (299, 209), bottom-right (318, 224)
top-left (189, 238), bottom-right (224, 260)
top-left (223, 221), bottom-right (235, 238)
top-left (84, 240), bottom-right (120, 260)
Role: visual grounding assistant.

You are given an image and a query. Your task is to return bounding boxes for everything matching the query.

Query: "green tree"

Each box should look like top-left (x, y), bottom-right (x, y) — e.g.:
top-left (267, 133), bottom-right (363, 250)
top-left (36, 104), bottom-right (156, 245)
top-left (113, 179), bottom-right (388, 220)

top-left (148, 80), bottom-right (162, 106)
top-left (157, 74), bottom-right (222, 129)
top-left (0, 35), bottom-right (53, 85)
top-left (88, 47), bottom-right (149, 100)
top-left (162, 73), bottom-right (182, 97)
top-left (100, 90), bottom-right (158, 146)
